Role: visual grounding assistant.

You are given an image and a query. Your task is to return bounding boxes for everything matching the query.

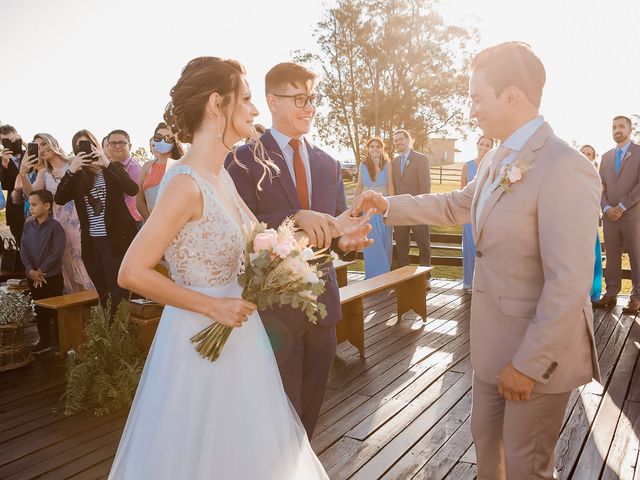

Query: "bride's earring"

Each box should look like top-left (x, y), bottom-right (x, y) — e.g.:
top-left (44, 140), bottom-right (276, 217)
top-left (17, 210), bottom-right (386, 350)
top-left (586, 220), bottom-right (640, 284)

top-left (214, 109), bottom-right (223, 143)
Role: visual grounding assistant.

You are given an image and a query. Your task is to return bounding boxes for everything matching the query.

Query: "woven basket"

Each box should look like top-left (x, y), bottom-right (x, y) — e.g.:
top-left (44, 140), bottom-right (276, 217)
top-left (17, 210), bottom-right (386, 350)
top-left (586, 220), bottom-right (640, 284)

top-left (0, 323), bottom-right (34, 372)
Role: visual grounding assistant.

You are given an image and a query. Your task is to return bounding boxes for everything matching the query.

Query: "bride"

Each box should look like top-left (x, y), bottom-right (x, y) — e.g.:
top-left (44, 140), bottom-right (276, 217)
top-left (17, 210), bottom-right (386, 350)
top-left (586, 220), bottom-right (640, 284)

top-left (108, 57), bottom-right (365, 479)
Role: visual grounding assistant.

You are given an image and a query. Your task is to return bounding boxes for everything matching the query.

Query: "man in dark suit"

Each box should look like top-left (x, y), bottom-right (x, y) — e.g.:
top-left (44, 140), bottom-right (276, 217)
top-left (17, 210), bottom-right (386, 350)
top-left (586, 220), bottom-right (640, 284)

top-left (0, 124), bottom-right (26, 244)
top-left (594, 115), bottom-right (640, 314)
top-left (391, 129), bottom-right (432, 267)
top-left (226, 62), bottom-right (368, 438)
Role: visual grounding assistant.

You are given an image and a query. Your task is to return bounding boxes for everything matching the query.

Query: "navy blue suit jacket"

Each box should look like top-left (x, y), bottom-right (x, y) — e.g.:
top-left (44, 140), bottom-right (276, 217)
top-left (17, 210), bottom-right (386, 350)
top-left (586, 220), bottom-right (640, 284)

top-left (226, 130), bottom-right (347, 327)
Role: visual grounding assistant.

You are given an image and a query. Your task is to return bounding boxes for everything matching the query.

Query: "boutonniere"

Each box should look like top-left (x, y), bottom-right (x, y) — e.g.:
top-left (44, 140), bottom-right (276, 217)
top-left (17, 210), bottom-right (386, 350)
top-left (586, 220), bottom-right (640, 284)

top-left (497, 153), bottom-right (534, 192)
top-left (624, 151), bottom-right (632, 161)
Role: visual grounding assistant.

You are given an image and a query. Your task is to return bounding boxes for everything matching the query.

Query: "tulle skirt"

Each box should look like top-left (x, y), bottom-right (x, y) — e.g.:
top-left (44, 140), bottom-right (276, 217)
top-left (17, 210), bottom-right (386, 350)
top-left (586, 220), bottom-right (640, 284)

top-left (109, 282), bottom-right (328, 479)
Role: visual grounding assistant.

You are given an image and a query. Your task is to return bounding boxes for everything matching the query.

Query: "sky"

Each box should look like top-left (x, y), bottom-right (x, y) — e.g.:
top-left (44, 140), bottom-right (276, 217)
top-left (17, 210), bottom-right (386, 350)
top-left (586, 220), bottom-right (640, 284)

top-left (2, 0), bottom-right (639, 163)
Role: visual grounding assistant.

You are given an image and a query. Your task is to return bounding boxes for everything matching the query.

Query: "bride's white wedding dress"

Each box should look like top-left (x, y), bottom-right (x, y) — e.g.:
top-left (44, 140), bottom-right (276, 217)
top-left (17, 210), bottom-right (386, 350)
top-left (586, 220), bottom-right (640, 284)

top-left (109, 165), bottom-right (328, 479)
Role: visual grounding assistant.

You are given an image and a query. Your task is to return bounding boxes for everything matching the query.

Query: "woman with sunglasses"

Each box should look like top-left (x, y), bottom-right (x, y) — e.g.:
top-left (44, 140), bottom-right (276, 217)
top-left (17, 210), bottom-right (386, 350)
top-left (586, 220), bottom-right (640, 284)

top-left (136, 122), bottom-right (184, 220)
top-left (54, 130), bottom-right (139, 310)
top-left (18, 133), bottom-right (94, 294)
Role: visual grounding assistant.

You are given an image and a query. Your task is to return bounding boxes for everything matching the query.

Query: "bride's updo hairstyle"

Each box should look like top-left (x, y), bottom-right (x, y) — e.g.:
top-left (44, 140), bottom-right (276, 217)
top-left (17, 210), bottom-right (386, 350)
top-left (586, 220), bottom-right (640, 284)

top-left (164, 56), bottom-right (278, 188)
top-left (164, 56), bottom-right (244, 147)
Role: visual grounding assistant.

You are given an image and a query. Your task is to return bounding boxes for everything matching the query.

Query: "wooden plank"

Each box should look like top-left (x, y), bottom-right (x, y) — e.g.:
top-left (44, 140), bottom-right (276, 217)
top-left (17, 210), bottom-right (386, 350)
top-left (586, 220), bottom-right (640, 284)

top-left (321, 314), bottom-right (469, 419)
top-left (329, 288), bottom-right (469, 390)
top-left (67, 457), bottom-right (114, 479)
top-left (571, 319), bottom-right (640, 479)
top-left (312, 332), bottom-right (469, 454)
top-left (34, 289), bottom-right (99, 309)
top-left (339, 265), bottom-right (431, 304)
top-left (600, 400), bottom-right (640, 480)
top-left (1, 421), bottom-right (123, 479)
top-left (327, 371), bottom-right (472, 480)
top-left (414, 417), bottom-right (473, 480)
top-left (352, 375), bottom-right (472, 480)
top-left (555, 391), bottom-right (601, 480)
top-left (443, 461), bottom-right (477, 480)
top-left (317, 437), bottom-right (363, 472)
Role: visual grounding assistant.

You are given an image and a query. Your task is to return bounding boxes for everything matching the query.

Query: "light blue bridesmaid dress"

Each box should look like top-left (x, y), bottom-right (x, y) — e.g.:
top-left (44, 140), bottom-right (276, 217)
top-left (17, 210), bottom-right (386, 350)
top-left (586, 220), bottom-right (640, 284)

top-left (592, 233), bottom-right (603, 301)
top-left (462, 160), bottom-right (478, 290)
top-left (361, 162), bottom-right (392, 278)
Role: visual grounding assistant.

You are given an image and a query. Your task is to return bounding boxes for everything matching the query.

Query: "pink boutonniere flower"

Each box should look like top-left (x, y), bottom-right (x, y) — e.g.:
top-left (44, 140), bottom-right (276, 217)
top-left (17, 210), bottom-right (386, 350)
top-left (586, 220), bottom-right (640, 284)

top-left (497, 153), bottom-right (534, 192)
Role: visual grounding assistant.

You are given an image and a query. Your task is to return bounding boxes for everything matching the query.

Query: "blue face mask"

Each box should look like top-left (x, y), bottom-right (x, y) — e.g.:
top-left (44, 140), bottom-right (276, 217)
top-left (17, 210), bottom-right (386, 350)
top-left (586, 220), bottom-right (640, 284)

top-left (153, 140), bottom-right (173, 154)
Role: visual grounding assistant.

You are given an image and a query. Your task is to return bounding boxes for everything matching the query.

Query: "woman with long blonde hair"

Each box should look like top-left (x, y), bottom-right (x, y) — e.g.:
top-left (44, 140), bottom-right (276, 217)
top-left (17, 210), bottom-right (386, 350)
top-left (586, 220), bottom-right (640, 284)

top-left (18, 133), bottom-right (93, 293)
top-left (354, 136), bottom-right (394, 278)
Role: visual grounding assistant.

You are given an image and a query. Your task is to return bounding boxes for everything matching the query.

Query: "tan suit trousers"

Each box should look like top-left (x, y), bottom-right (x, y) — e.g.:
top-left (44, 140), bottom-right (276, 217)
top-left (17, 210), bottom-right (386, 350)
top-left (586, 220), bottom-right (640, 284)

top-left (471, 374), bottom-right (571, 480)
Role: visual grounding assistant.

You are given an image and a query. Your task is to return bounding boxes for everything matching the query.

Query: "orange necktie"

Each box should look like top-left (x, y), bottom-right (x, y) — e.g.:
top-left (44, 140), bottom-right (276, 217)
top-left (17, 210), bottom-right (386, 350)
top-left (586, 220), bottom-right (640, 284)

top-left (289, 139), bottom-right (309, 210)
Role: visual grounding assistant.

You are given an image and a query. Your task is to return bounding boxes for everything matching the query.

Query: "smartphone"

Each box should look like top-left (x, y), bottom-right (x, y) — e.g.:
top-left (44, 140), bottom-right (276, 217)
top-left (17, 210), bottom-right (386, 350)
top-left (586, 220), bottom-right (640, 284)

top-left (2, 138), bottom-right (23, 156)
top-left (78, 140), bottom-right (96, 161)
top-left (27, 142), bottom-right (39, 159)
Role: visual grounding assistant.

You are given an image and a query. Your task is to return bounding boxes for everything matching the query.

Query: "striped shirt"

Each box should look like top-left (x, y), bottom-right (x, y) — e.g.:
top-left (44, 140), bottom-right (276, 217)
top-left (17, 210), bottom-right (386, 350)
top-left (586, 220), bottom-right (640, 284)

top-left (84, 170), bottom-right (108, 237)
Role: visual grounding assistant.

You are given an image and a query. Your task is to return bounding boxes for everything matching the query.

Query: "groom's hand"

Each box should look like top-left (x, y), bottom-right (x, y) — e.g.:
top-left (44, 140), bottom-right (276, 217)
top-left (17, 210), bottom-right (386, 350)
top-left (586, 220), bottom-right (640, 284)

top-left (293, 210), bottom-right (333, 249)
top-left (497, 362), bottom-right (535, 402)
top-left (351, 191), bottom-right (389, 217)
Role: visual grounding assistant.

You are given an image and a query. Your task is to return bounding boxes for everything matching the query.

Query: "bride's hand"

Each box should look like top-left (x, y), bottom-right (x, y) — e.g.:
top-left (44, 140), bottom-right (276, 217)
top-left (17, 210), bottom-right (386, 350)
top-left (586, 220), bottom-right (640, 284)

top-left (327, 208), bottom-right (374, 238)
top-left (207, 297), bottom-right (257, 328)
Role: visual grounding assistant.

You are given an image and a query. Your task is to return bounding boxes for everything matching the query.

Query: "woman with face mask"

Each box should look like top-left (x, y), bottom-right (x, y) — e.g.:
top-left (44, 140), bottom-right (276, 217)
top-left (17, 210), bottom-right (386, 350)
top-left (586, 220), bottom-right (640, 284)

top-left (136, 123), bottom-right (184, 220)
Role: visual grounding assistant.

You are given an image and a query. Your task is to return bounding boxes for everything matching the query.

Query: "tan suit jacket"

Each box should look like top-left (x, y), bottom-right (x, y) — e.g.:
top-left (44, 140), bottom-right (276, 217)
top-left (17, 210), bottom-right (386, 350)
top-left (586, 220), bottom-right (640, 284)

top-left (385, 123), bottom-right (602, 394)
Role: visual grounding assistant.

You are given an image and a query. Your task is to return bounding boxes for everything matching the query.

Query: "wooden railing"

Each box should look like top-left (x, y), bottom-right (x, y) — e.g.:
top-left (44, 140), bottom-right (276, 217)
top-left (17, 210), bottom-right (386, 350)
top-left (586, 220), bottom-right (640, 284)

top-left (358, 232), bottom-right (632, 280)
top-left (429, 165), bottom-right (461, 185)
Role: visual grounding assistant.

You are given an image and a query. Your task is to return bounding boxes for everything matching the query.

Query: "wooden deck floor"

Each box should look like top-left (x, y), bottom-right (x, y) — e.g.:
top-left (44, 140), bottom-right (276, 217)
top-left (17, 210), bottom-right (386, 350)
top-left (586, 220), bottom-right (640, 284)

top-left (1, 276), bottom-right (639, 479)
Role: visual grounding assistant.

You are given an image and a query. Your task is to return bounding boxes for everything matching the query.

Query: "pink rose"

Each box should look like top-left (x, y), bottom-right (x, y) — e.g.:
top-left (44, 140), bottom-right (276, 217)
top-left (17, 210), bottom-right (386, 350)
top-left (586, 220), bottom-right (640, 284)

top-left (253, 229), bottom-right (278, 254)
top-left (273, 238), bottom-right (297, 259)
top-left (507, 166), bottom-right (522, 183)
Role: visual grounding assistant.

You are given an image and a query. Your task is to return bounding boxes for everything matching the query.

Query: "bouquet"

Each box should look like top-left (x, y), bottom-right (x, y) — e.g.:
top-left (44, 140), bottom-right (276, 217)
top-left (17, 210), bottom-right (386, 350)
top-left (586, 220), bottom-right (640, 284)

top-left (191, 218), bottom-right (330, 362)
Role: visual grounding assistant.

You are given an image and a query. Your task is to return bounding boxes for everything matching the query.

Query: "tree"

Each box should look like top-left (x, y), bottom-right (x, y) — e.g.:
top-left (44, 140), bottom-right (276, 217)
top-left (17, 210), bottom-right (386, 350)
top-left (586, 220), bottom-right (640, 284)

top-left (296, 0), bottom-right (478, 162)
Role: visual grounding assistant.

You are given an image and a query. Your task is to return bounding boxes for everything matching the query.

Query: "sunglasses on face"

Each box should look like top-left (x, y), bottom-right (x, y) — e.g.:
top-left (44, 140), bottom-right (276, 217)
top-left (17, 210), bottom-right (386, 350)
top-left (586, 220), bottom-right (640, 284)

top-left (108, 141), bottom-right (129, 148)
top-left (153, 134), bottom-right (175, 143)
top-left (272, 93), bottom-right (323, 109)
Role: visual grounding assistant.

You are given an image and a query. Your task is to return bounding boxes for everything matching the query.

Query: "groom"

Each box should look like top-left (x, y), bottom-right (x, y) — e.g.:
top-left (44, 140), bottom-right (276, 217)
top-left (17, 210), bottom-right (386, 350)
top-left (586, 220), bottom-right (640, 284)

top-left (227, 62), bottom-right (362, 438)
top-left (353, 42), bottom-right (601, 479)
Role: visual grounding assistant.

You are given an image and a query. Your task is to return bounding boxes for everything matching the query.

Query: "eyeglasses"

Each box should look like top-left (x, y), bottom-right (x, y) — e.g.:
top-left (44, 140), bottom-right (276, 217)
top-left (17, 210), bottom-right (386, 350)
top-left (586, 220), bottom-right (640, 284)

top-left (152, 134), bottom-right (175, 143)
top-left (272, 93), bottom-right (322, 109)
top-left (108, 141), bottom-right (129, 148)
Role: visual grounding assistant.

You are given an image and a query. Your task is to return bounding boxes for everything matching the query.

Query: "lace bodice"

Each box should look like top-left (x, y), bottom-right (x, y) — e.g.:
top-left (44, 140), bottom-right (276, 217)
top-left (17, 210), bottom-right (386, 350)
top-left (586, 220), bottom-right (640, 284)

top-left (158, 165), bottom-right (250, 287)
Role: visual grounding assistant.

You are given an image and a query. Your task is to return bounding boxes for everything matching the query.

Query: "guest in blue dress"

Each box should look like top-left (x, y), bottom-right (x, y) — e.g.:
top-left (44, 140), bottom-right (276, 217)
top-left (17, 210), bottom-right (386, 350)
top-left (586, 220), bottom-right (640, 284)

top-left (462, 136), bottom-right (495, 292)
top-left (581, 144), bottom-right (603, 301)
top-left (355, 137), bottom-right (394, 278)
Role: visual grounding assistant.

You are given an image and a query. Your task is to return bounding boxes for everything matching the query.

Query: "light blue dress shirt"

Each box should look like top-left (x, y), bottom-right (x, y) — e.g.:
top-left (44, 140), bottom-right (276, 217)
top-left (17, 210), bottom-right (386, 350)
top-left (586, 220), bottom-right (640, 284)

top-left (603, 139), bottom-right (631, 213)
top-left (269, 127), bottom-right (313, 206)
top-left (499, 115), bottom-right (545, 168)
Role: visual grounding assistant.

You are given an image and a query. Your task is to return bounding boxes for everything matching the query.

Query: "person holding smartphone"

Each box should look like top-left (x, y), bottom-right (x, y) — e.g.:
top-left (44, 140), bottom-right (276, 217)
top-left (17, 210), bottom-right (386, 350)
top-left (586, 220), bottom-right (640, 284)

top-left (18, 133), bottom-right (94, 293)
top-left (55, 129), bottom-right (139, 310)
top-left (0, 124), bottom-right (27, 244)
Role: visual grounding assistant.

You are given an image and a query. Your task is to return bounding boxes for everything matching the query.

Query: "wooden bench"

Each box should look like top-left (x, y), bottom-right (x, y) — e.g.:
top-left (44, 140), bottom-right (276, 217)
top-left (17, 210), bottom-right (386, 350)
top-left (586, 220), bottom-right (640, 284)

top-left (337, 265), bottom-right (431, 360)
top-left (34, 289), bottom-right (99, 357)
top-left (333, 259), bottom-right (357, 287)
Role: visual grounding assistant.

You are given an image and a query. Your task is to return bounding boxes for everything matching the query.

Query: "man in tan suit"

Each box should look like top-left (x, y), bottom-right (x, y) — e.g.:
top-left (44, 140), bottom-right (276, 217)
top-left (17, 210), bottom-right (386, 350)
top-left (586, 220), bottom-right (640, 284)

top-left (593, 116), bottom-right (640, 314)
top-left (352, 42), bottom-right (601, 479)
